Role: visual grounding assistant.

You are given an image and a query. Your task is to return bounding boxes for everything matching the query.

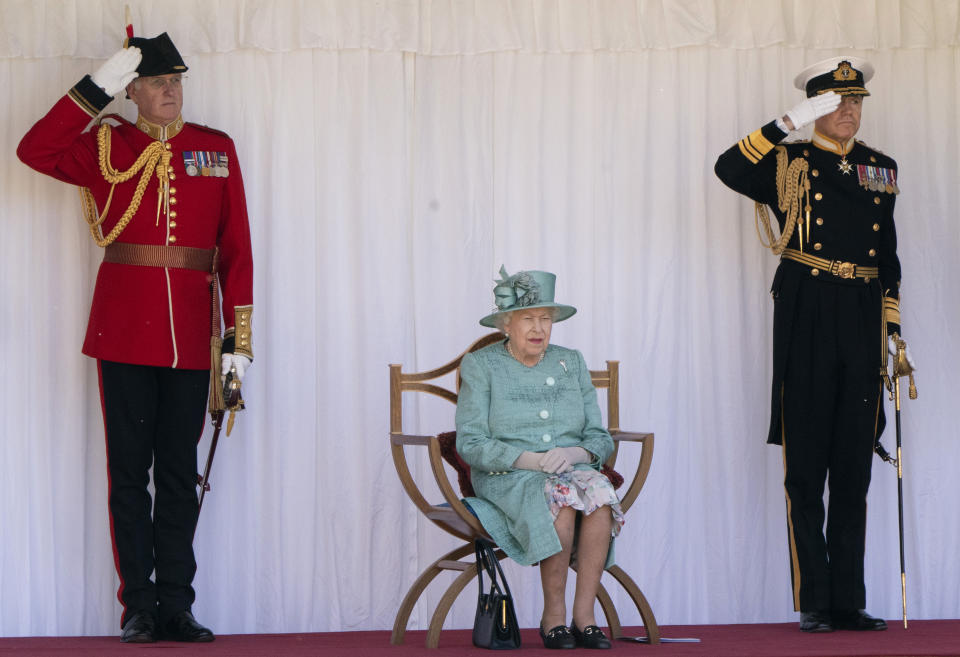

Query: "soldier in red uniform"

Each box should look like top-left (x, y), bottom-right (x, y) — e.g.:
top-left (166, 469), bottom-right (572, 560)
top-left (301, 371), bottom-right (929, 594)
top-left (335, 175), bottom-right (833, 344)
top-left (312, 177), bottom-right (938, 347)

top-left (17, 33), bottom-right (253, 643)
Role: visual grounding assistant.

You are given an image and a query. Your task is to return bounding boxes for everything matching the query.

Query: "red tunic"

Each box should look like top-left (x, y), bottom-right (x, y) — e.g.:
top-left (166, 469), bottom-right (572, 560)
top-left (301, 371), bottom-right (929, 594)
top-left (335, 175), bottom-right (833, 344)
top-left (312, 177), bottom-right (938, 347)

top-left (18, 77), bottom-right (254, 370)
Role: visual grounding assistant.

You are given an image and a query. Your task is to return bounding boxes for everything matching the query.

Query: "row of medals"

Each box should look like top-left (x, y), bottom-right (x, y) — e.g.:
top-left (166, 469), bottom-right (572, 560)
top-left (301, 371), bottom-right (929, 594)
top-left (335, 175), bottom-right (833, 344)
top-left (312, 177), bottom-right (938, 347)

top-left (860, 176), bottom-right (898, 194)
top-left (185, 163), bottom-right (229, 178)
top-left (853, 162), bottom-right (898, 194)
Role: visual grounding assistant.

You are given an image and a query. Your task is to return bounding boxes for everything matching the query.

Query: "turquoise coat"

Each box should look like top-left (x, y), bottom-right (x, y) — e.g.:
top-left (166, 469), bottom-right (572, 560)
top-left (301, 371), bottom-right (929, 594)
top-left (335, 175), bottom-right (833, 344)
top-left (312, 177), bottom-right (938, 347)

top-left (455, 340), bottom-right (615, 566)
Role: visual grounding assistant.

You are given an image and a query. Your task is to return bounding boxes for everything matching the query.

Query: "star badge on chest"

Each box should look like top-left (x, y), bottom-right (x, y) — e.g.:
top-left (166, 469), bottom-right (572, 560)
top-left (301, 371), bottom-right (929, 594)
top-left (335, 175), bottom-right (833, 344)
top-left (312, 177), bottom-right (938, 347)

top-left (838, 158), bottom-right (854, 175)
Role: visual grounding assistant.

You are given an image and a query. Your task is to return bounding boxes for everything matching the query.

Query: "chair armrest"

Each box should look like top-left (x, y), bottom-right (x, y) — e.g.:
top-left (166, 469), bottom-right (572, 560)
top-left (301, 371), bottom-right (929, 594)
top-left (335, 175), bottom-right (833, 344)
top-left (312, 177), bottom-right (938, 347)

top-left (389, 431), bottom-right (487, 541)
top-left (605, 429), bottom-right (653, 465)
top-left (390, 432), bottom-right (435, 447)
top-left (610, 430), bottom-right (653, 443)
top-left (606, 429), bottom-right (654, 514)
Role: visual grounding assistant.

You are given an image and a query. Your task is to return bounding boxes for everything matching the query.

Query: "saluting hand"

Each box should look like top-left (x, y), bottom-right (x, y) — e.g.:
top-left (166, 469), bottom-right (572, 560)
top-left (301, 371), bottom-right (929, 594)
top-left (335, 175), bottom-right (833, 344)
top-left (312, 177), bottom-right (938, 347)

top-left (783, 91), bottom-right (841, 131)
top-left (91, 47), bottom-right (142, 96)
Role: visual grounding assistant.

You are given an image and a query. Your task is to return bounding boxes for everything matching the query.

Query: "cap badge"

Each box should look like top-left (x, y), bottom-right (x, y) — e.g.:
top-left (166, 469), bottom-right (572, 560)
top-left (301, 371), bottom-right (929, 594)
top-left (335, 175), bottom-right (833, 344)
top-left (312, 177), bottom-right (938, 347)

top-left (833, 61), bottom-right (855, 81)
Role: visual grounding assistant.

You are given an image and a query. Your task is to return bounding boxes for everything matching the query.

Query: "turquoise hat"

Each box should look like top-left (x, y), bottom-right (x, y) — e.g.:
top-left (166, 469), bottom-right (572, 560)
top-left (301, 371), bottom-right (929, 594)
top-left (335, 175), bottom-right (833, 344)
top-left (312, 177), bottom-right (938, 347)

top-left (479, 266), bottom-right (577, 328)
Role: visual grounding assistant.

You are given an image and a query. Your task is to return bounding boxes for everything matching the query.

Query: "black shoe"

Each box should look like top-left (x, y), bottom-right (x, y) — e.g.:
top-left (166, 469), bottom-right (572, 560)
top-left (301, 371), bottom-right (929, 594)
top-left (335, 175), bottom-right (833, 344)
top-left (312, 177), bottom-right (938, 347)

top-left (832, 609), bottom-right (887, 631)
top-left (539, 624), bottom-right (576, 649)
top-left (571, 624), bottom-right (612, 649)
top-left (120, 611), bottom-right (157, 643)
top-left (162, 610), bottom-right (215, 642)
top-left (799, 611), bottom-right (834, 633)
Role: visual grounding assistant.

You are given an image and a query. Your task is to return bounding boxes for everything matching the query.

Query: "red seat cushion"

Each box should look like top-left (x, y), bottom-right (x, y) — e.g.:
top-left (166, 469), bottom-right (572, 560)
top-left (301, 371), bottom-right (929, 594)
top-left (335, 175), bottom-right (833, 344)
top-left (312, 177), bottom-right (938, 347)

top-left (437, 431), bottom-right (475, 497)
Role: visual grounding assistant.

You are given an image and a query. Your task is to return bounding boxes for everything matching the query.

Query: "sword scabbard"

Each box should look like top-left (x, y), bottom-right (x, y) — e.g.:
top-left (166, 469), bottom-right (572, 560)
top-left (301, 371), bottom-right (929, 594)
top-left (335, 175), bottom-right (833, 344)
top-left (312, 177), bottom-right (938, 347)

top-left (198, 410), bottom-right (226, 512)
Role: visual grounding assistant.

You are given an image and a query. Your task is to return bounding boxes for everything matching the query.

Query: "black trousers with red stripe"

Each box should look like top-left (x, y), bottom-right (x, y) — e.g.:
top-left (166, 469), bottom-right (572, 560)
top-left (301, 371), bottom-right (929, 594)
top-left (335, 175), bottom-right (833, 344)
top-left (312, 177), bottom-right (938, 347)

top-left (98, 360), bottom-right (209, 627)
top-left (778, 274), bottom-right (883, 613)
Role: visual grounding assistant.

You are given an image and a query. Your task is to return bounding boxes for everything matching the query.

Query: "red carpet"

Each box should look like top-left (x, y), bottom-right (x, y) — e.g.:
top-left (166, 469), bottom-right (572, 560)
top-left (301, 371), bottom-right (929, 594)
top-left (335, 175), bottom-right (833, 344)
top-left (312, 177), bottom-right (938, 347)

top-left (1, 621), bottom-right (957, 657)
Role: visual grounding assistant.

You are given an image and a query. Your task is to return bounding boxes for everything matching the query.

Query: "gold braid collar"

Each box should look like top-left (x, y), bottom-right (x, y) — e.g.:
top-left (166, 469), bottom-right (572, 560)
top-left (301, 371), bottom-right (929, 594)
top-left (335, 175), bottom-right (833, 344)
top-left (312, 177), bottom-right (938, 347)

top-left (80, 123), bottom-right (172, 247)
top-left (755, 145), bottom-right (811, 255)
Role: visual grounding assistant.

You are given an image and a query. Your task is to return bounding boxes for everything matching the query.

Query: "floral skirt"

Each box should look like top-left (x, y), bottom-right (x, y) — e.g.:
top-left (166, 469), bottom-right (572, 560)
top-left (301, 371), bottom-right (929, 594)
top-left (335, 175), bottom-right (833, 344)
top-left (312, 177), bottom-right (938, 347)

top-left (544, 469), bottom-right (624, 537)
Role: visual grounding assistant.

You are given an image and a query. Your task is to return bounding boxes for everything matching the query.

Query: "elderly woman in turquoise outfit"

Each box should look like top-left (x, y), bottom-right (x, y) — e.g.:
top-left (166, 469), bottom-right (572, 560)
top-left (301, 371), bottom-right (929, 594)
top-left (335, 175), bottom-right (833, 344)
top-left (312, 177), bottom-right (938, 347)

top-left (456, 267), bottom-right (623, 650)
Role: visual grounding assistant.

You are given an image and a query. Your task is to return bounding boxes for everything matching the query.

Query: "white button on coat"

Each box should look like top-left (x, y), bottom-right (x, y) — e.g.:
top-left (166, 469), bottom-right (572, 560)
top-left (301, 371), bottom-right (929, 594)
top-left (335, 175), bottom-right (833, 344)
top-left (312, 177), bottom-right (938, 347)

top-left (546, 377), bottom-right (555, 386)
top-left (539, 410), bottom-right (549, 419)
top-left (542, 434), bottom-right (552, 442)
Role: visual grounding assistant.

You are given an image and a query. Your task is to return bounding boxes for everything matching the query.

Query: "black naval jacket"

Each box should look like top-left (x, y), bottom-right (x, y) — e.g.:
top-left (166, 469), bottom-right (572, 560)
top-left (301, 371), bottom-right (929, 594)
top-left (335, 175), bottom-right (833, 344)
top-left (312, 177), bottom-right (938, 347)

top-left (715, 120), bottom-right (902, 444)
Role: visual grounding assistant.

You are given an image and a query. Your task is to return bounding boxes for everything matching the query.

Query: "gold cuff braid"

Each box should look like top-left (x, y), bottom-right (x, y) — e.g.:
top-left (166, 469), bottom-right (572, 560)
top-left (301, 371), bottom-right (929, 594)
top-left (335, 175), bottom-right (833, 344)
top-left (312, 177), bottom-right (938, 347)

top-left (737, 128), bottom-right (776, 164)
top-left (883, 296), bottom-right (901, 326)
top-left (233, 305), bottom-right (253, 359)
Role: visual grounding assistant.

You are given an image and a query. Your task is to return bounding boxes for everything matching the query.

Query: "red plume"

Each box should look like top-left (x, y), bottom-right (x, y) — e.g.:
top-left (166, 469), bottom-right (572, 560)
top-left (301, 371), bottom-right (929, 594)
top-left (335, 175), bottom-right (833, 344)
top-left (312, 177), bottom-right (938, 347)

top-left (124, 5), bottom-right (134, 41)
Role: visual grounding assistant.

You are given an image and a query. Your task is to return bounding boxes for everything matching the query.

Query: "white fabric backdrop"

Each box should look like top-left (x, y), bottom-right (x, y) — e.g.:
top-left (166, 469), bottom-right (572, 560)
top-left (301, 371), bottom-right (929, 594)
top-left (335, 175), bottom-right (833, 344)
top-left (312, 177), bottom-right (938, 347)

top-left (1, 0), bottom-right (958, 637)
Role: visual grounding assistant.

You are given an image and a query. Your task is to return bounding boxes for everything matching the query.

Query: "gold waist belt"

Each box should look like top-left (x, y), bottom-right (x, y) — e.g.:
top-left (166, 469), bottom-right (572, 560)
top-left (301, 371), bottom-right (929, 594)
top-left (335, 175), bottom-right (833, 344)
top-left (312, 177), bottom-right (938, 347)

top-left (104, 243), bottom-right (217, 273)
top-left (781, 248), bottom-right (878, 280)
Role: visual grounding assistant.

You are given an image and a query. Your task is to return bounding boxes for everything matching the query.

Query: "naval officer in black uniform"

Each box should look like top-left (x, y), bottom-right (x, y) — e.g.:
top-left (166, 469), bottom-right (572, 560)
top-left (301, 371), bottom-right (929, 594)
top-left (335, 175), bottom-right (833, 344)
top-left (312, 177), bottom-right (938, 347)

top-left (714, 57), bottom-right (912, 633)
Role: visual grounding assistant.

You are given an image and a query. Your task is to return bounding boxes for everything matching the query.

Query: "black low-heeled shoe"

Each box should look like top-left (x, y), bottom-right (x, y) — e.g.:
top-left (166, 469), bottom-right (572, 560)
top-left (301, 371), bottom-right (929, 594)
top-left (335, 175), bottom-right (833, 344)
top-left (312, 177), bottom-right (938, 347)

top-left (120, 611), bottom-right (157, 643)
top-left (162, 610), bottom-right (215, 642)
top-left (539, 624), bottom-right (576, 649)
top-left (571, 624), bottom-right (612, 649)
top-left (799, 611), bottom-right (834, 633)
top-left (831, 609), bottom-right (887, 631)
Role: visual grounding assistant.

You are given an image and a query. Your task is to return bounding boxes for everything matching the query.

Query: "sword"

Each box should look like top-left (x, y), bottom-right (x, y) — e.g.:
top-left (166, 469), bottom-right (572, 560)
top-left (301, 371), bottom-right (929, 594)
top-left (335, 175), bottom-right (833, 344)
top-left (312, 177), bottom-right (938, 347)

top-left (198, 366), bottom-right (244, 512)
top-left (880, 334), bottom-right (917, 629)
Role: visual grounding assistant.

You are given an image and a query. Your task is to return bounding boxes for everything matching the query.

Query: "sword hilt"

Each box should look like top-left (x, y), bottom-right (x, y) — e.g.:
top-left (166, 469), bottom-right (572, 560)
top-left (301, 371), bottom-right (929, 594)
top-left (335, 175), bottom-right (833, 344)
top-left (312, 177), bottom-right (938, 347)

top-left (893, 335), bottom-right (916, 380)
top-left (222, 365), bottom-right (243, 436)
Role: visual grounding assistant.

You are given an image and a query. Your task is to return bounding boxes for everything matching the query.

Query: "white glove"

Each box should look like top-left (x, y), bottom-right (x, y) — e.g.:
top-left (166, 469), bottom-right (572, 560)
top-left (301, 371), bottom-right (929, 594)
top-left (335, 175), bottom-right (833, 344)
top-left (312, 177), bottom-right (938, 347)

top-left (538, 447), bottom-right (591, 474)
top-left (221, 353), bottom-right (252, 382)
top-left (91, 47), bottom-right (142, 96)
top-left (783, 91), bottom-right (841, 131)
top-left (888, 335), bottom-right (916, 370)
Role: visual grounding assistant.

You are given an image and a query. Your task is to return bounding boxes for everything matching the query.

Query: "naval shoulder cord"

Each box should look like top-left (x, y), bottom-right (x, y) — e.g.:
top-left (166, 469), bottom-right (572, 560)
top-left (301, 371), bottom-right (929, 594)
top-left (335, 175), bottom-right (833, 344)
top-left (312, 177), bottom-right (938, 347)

top-left (754, 145), bottom-right (811, 255)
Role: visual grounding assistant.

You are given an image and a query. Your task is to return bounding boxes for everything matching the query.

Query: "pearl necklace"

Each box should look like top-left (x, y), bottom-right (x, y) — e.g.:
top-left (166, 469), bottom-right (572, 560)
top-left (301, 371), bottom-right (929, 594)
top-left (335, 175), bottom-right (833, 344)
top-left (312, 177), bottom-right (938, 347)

top-left (506, 340), bottom-right (545, 366)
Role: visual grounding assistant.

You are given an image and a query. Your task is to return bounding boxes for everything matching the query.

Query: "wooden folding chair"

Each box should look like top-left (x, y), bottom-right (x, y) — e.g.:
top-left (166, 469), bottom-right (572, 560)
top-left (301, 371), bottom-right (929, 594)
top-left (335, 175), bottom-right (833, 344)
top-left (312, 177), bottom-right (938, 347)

top-left (390, 332), bottom-right (659, 648)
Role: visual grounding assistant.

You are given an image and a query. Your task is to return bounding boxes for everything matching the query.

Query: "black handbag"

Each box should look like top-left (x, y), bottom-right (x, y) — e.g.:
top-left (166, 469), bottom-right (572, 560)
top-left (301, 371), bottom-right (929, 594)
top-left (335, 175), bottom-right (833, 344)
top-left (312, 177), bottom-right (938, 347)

top-left (472, 538), bottom-right (521, 649)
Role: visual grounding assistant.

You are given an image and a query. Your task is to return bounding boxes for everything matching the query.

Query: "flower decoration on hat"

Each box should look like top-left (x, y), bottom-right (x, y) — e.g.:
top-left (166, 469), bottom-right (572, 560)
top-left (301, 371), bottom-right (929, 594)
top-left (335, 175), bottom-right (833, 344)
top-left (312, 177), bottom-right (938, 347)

top-left (478, 265), bottom-right (577, 328)
top-left (493, 266), bottom-right (541, 311)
